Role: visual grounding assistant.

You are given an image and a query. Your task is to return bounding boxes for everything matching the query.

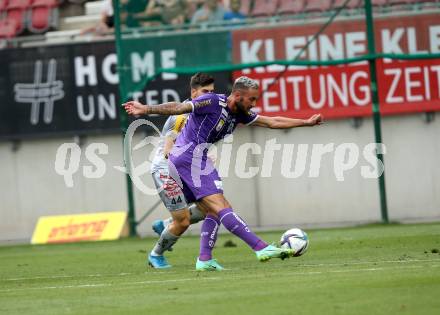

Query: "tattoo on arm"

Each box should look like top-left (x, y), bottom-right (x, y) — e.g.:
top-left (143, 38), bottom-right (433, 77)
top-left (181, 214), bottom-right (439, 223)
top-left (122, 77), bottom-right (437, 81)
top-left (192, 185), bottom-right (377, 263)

top-left (146, 102), bottom-right (192, 115)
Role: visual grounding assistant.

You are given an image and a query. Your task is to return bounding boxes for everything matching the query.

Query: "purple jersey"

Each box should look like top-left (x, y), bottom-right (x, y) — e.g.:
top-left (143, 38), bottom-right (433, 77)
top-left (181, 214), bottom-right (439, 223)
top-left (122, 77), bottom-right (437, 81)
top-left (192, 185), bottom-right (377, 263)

top-left (169, 93), bottom-right (258, 203)
top-left (174, 93), bottom-right (258, 150)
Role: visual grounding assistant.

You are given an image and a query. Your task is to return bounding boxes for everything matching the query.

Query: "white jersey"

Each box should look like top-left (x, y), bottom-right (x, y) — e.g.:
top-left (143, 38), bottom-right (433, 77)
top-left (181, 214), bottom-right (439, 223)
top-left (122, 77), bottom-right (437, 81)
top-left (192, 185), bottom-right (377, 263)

top-left (150, 113), bottom-right (188, 173)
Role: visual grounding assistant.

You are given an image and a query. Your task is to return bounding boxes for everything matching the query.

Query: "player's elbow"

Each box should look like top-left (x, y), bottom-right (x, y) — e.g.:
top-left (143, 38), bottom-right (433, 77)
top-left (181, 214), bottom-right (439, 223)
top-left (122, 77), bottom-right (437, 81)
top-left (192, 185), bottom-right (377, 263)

top-left (176, 102), bottom-right (192, 114)
top-left (267, 117), bottom-right (284, 129)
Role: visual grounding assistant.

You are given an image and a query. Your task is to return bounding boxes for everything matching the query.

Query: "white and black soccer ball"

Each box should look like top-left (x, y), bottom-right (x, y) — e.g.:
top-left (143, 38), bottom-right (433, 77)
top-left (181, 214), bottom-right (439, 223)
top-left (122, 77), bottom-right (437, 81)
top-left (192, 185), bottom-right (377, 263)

top-left (280, 228), bottom-right (309, 257)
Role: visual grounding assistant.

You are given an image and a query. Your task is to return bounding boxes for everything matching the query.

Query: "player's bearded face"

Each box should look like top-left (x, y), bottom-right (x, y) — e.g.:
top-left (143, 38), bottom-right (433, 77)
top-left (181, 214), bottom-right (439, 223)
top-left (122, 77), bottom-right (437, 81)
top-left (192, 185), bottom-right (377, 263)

top-left (236, 89), bottom-right (258, 113)
top-left (236, 96), bottom-right (247, 114)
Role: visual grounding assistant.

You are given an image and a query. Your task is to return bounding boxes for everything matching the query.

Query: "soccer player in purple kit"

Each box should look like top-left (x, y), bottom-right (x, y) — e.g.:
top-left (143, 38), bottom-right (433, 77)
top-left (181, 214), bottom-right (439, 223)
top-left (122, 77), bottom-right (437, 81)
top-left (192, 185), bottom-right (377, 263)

top-left (124, 76), bottom-right (322, 271)
top-left (147, 73), bottom-right (215, 269)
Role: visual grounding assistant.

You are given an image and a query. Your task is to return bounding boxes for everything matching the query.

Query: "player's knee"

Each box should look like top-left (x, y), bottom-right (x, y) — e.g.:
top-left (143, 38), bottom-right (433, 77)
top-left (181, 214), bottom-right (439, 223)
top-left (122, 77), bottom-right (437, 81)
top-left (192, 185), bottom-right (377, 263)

top-left (180, 218), bottom-right (191, 230)
top-left (175, 216), bottom-right (191, 230)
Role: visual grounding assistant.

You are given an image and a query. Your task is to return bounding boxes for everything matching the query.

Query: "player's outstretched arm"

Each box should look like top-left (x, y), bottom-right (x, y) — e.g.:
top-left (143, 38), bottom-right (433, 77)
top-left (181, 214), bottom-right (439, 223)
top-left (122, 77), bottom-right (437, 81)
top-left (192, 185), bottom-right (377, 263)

top-left (123, 101), bottom-right (193, 116)
top-left (252, 114), bottom-right (323, 129)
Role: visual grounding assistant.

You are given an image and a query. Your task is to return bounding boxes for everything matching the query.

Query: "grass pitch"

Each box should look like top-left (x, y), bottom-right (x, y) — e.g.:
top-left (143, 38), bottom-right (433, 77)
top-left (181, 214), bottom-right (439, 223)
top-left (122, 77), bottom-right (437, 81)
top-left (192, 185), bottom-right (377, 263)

top-left (1, 223), bottom-right (439, 315)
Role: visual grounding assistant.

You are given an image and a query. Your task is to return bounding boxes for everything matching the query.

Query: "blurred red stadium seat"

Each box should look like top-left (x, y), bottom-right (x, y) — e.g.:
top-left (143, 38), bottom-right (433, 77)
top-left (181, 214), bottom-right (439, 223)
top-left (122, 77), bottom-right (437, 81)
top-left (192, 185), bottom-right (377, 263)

top-left (239, 0), bottom-right (252, 16)
top-left (332, 0), bottom-right (362, 9)
top-left (277, 0), bottom-right (305, 16)
top-left (29, 0), bottom-right (58, 33)
top-left (387, 0), bottom-right (431, 4)
top-left (372, 0), bottom-right (388, 6)
top-left (304, 0), bottom-right (332, 12)
top-left (0, 0), bottom-right (8, 12)
top-left (387, 0), bottom-right (407, 4)
top-left (6, 0), bottom-right (31, 34)
top-left (250, 0), bottom-right (280, 17)
top-left (0, 17), bottom-right (17, 38)
top-left (6, 0), bottom-right (31, 11)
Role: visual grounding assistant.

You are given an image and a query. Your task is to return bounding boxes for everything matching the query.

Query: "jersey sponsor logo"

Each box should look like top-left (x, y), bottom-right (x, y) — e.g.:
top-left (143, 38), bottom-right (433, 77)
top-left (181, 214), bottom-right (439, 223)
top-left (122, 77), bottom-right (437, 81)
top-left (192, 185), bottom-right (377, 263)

top-left (163, 178), bottom-right (180, 191)
top-left (194, 99), bottom-right (211, 108)
top-left (164, 190), bottom-right (183, 198)
top-left (216, 119), bottom-right (225, 132)
top-left (160, 172), bottom-right (181, 192)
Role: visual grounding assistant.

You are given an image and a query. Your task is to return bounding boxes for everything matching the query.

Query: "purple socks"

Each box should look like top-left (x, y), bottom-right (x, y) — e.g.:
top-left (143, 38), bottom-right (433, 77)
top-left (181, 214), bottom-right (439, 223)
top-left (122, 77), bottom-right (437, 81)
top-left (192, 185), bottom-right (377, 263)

top-left (218, 208), bottom-right (267, 251)
top-left (199, 209), bottom-right (268, 261)
top-left (199, 214), bottom-right (220, 261)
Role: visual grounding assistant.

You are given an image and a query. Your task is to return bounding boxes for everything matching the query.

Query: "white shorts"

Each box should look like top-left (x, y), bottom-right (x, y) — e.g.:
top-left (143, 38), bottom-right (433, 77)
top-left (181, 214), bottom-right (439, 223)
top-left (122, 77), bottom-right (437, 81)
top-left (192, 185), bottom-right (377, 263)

top-left (152, 169), bottom-right (188, 211)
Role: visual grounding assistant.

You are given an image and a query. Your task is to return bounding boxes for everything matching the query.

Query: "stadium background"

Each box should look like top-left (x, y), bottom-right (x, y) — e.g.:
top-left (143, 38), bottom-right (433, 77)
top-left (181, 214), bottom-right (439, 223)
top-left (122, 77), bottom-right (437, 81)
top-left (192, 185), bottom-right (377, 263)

top-left (0, 0), bottom-right (439, 242)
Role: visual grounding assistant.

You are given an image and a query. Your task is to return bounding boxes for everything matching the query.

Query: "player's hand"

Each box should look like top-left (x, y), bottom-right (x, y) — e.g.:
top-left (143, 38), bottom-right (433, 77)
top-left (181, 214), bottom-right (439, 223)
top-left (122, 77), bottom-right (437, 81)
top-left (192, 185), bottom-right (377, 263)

top-left (123, 101), bottom-right (146, 116)
top-left (305, 114), bottom-right (323, 126)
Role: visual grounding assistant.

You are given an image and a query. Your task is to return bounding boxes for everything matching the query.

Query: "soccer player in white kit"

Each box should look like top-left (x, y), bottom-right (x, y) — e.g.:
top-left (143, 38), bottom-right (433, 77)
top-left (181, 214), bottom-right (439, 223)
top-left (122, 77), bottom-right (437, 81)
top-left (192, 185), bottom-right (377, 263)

top-left (148, 73), bottom-right (215, 268)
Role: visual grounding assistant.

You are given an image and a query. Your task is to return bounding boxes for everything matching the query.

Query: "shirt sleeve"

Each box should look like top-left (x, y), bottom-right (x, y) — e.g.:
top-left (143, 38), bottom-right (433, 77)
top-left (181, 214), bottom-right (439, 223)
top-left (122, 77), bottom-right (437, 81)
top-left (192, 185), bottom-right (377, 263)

top-left (190, 93), bottom-right (219, 115)
top-left (162, 115), bottom-right (178, 138)
top-left (173, 115), bottom-right (187, 134)
top-left (238, 110), bottom-right (259, 126)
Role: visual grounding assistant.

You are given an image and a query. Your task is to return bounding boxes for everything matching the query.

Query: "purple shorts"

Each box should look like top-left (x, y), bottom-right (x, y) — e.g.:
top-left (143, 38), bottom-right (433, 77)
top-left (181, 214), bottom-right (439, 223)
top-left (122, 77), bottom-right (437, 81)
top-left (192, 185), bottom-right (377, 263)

top-left (168, 149), bottom-right (223, 203)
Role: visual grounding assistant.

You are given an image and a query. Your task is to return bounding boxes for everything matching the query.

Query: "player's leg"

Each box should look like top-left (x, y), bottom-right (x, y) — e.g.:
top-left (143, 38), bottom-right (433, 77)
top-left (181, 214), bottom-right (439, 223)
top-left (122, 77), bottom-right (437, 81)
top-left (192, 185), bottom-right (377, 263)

top-left (194, 211), bottom-right (225, 271)
top-left (198, 193), bottom-right (267, 251)
top-left (197, 212), bottom-right (220, 259)
top-left (152, 217), bottom-right (172, 236)
top-left (198, 193), bottom-right (295, 262)
top-left (152, 204), bottom-right (205, 236)
top-left (148, 170), bottom-right (190, 268)
top-left (167, 153), bottom-right (288, 270)
top-left (151, 207), bottom-right (190, 258)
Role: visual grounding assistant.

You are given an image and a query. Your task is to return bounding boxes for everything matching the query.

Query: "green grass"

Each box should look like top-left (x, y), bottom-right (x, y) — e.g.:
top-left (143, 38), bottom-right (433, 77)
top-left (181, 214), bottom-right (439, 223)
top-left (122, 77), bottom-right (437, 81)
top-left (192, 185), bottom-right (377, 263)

top-left (1, 223), bottom-right (440, 315)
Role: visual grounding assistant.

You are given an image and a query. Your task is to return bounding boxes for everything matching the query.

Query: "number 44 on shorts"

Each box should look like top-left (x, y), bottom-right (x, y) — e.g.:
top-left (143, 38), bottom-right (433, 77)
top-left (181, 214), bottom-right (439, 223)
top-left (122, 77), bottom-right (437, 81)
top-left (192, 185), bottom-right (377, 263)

top-left (171, 196), bottom-right (183, 205)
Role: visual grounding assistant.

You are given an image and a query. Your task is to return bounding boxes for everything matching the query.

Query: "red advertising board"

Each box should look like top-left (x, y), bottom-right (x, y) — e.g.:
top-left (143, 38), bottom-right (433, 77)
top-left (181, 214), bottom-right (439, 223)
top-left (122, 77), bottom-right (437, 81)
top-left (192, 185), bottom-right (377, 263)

top-left (232, 14), bottom-right (440, 119)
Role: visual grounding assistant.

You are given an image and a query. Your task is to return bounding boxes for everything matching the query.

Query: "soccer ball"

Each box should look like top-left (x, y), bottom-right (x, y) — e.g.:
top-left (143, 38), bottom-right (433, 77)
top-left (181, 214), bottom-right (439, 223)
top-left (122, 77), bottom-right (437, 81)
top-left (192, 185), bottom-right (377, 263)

top-left (280, 228), bottom-right (309, 257)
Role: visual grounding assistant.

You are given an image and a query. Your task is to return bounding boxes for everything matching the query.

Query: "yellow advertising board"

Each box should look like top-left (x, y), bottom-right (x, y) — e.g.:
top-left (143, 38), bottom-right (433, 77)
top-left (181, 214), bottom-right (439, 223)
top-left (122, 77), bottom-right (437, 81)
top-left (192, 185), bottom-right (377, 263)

top-left (31, 212), bottom-right (127, 244)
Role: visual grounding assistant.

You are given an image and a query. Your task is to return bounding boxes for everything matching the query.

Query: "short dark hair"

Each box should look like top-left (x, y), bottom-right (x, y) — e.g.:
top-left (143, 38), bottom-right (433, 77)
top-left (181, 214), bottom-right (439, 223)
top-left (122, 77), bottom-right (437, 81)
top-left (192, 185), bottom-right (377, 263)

top-left (190, 72), bottom-right (215, 89)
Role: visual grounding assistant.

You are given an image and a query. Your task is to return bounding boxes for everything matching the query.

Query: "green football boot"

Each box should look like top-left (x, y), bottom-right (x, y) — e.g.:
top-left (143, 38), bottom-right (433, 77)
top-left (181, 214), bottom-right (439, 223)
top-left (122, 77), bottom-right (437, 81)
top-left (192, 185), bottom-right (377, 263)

top-left (255, 244), bottom-right (295, 262)
top-left (195, 258), bottom-right (224, 271)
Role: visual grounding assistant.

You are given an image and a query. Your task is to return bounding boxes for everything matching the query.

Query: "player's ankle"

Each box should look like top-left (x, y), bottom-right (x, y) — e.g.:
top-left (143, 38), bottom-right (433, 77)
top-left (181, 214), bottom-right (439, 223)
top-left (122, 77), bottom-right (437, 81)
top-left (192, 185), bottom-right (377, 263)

top-left (150, 250), bottom-right (161, 257)
top-left (198, 255), bottom-right (212, 261)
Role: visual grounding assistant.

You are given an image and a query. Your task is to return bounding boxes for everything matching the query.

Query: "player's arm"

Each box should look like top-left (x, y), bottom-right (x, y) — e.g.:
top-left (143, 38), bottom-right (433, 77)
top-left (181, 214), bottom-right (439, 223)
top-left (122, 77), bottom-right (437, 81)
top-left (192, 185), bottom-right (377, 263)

top-left (163, 135), bottom-right (176, 159)
top-left (252, 114), bottom-right (323, 129)
top-left (162, 114), bottom-right (186, 158)
top-left (123, 101), bottom-right (193, 116)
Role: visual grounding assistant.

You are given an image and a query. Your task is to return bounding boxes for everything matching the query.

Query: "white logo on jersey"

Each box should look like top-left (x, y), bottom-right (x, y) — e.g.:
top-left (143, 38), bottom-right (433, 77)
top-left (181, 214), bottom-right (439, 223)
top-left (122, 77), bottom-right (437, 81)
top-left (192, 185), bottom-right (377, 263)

top-left (214, 180), bottom-right (223, 190)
